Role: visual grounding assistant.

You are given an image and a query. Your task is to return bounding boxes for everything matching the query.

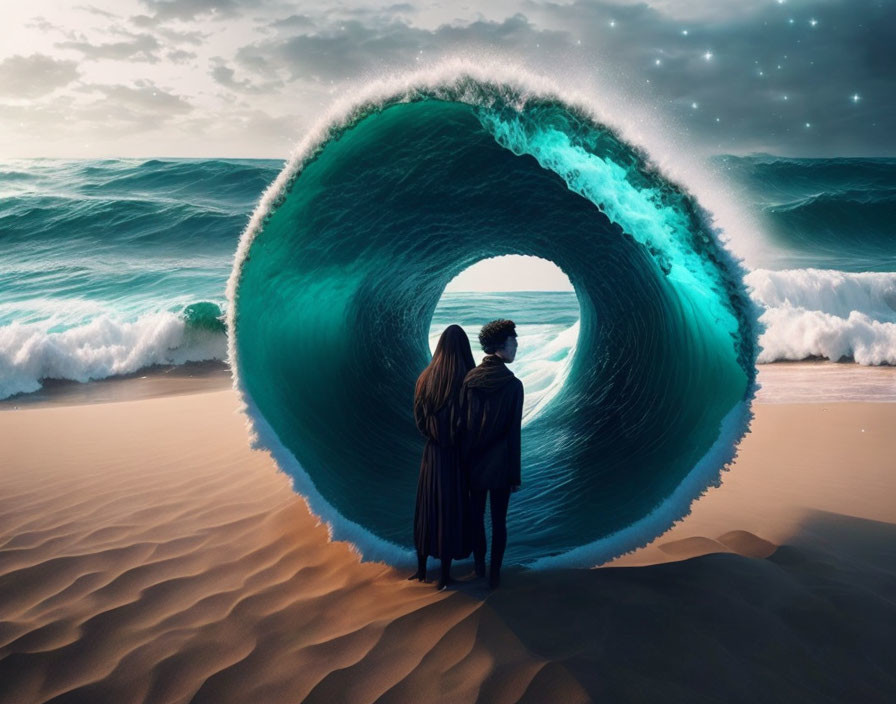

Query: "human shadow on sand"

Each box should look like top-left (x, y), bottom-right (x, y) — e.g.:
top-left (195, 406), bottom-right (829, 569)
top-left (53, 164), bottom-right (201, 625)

top-left (425, 511), bottom-right (896, 703)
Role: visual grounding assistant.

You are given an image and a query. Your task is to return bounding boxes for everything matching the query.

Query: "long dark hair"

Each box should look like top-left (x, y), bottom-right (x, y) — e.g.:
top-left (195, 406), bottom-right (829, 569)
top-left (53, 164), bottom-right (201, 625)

top-left (414, 324), bottom-right (475, 418)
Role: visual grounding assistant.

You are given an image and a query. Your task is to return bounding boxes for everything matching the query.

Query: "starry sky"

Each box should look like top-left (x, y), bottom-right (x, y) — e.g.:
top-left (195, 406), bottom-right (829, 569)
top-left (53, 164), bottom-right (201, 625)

top-left (1, 0), bottom-right (893, 158)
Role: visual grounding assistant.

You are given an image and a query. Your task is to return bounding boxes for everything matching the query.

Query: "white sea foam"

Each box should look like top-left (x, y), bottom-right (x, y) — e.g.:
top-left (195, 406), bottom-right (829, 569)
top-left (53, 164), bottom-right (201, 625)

top-left (747, 268), bottom-right (896, 364)
top-left (747, 268), bottom-right (896, 321)
top-left (5, 266), bottom-right (893, 404)
top-left (0, 312), bottom-right (226, 400)
top-left (516, 321), bottom-right (581, 421)
top-left (427, 320), bottom-right (580, 421)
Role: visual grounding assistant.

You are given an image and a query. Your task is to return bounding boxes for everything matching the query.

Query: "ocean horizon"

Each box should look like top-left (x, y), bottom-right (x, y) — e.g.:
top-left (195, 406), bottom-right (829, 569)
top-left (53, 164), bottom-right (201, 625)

top-left (2, 154), bottom-right (895, 403)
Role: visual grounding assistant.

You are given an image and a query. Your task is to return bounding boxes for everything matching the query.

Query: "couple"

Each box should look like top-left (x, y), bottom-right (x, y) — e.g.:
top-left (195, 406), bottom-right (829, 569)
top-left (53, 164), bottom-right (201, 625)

top-left (410, 319), bottom-right (523, 591)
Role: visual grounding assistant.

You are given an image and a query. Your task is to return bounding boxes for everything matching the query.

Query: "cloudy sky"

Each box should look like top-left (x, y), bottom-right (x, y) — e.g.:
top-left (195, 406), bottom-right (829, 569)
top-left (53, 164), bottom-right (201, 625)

top-left (1, 0), bottom-right (892, 158)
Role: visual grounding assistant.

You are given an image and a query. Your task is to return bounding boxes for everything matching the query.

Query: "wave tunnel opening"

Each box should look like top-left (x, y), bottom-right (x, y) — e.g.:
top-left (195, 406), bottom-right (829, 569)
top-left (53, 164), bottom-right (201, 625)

top-left (228, 77), bottom-right (759, 568)
top-left (429, 255), bottom-right (581, 423)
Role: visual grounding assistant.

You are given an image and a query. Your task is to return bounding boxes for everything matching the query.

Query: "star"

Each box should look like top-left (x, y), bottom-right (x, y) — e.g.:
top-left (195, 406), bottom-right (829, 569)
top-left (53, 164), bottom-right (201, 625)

top-left (703, 51), bottom-right (713, 61)
top-left (810, 18), bottom-right (818, 26)
top-left (805, 122), bottom-right (811, 128)
top-left (609, 20), bottom-right (616, 28)
top-left (655, 58), bottom-right (662, 66)
top-left (681, 29), bottom-right (689, 36)
top-left (851, 93), bottom-right (861, 103)
top-left (691, 102), bottom-right (698, 109)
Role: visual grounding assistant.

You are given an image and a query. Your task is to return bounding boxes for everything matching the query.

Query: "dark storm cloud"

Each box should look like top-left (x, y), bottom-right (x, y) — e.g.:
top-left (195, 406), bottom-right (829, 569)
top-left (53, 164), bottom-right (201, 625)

top-left (226, 0), bottom-right (894, 154)
top-left (527, 0), bottom-right (896, 154)
top-left (14, 0), bottom-right (887, 155)
top-left (0, 54), bottom-right (80, 98)
top-left (235, 13), bottom-right (569, 83)
top-left (56, 32), bottom-right (162, 63)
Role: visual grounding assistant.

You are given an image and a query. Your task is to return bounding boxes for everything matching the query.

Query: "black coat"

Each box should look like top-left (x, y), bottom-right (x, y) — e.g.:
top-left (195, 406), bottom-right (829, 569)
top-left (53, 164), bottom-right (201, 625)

top-left (412, 397), bottom-right (473, 560)
top-left (459, 355), bottom-right (524, 491)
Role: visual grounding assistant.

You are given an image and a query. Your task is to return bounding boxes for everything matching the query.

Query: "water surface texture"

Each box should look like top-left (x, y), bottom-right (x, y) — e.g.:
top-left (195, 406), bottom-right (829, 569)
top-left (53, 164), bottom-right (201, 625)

top-left (230, 84), bottom-right (758, 566)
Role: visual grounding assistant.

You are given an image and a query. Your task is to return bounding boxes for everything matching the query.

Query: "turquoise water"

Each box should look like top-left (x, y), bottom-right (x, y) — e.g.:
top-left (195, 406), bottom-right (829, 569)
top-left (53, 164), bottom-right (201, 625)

top-left (2, 153), bottom-right (894, 400)
top-left (3, 90), bottom-right (896, 565)
top-left (231, 94), bottom-right (757, 566)
top-left (0, 158), bottom-right (280, 397)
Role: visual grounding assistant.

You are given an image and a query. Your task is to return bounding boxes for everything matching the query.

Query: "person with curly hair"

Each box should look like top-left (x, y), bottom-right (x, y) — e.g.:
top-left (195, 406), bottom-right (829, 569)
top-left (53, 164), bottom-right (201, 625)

top-left (458, 319), bottom-right (524, 589)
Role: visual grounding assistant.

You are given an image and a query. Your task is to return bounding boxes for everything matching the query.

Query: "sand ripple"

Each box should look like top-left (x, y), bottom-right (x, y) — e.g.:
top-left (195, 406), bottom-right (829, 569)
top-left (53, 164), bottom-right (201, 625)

top-left (2, 390), bottom-right (896, 702)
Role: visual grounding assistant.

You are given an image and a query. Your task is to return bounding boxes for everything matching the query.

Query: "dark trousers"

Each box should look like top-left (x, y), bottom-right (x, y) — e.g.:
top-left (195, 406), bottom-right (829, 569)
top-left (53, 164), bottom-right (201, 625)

top-left (470, 486), bottom-right (511, 573)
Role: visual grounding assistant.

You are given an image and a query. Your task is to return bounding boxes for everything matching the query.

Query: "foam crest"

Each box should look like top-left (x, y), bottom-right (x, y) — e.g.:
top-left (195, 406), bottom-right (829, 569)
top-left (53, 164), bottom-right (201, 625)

top-left (0, 312), bottom-right (226, 400)
top-left (747, 269), bottom-right (896, 364)
top-left (756, 308), bottom-right (896, 365)
top-left (747, 269), bottom-right (896, 321)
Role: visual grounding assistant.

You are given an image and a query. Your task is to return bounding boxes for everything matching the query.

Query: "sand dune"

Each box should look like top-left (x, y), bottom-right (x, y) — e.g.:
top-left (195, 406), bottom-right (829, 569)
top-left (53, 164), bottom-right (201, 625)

top-left (1, 383), bottom-right (896, 702)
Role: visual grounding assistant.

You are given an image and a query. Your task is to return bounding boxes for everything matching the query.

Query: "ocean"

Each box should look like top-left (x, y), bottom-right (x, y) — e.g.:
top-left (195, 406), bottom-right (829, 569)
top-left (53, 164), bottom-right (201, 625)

top-left (2, 106), bottom-right (894, 566)
top-left (2, 155), bottom-right (894, 402)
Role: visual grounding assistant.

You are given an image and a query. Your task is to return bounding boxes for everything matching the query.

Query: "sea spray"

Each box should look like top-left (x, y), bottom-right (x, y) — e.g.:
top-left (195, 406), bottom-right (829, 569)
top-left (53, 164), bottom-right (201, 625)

top-left (1, 152), bottom-right (894, 400)
top-left (227, 67), bottom-right (759, 566)
top-left (0, 303), bottom-right (227, 400)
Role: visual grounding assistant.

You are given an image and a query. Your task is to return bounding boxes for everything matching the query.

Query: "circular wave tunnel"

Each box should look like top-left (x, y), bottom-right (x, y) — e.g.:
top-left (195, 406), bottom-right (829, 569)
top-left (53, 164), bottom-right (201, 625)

top-left (227, 74), bottom-right (759, 567)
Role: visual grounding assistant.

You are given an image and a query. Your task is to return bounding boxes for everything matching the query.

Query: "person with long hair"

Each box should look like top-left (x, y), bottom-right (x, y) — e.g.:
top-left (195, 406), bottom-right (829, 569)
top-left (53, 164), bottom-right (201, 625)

top-left (409, 324), bottom-right (476, 590)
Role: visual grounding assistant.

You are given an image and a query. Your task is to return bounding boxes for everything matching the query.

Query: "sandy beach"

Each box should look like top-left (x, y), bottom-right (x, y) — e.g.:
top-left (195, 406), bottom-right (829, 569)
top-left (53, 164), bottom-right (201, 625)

top-left (2, 365), bottom-right (895, 703)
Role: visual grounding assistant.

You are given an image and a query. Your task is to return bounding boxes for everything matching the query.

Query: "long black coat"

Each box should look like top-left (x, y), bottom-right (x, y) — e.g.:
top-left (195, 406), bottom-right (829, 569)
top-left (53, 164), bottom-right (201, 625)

top-left (459, 355), bottom-right (524, 491)
top-left (412, 398), bottom-right (473, 560)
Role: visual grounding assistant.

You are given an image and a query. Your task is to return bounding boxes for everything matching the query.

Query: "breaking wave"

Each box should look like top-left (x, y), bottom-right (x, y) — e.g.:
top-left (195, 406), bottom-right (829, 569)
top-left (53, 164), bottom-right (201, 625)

top-left (227, 66), bottom-right (759, 567)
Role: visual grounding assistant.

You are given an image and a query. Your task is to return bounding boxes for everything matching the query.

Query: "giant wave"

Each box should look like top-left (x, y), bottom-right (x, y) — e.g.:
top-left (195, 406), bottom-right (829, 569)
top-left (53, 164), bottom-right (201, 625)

top-left (226, 67), bottom-right (760, 567)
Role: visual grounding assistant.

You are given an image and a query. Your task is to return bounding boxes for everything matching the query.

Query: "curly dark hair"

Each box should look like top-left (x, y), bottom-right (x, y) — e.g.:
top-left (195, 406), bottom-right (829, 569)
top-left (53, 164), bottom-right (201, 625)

top-left (478, 319), bottom-right (517, 354)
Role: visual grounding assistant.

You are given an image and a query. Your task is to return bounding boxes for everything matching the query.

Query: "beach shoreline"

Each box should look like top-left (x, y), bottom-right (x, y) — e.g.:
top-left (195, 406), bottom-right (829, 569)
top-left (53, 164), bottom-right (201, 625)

top-left (4, 358), bottom-right (896, 411)
top-left (2, 374), bottom-right (895, 701)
